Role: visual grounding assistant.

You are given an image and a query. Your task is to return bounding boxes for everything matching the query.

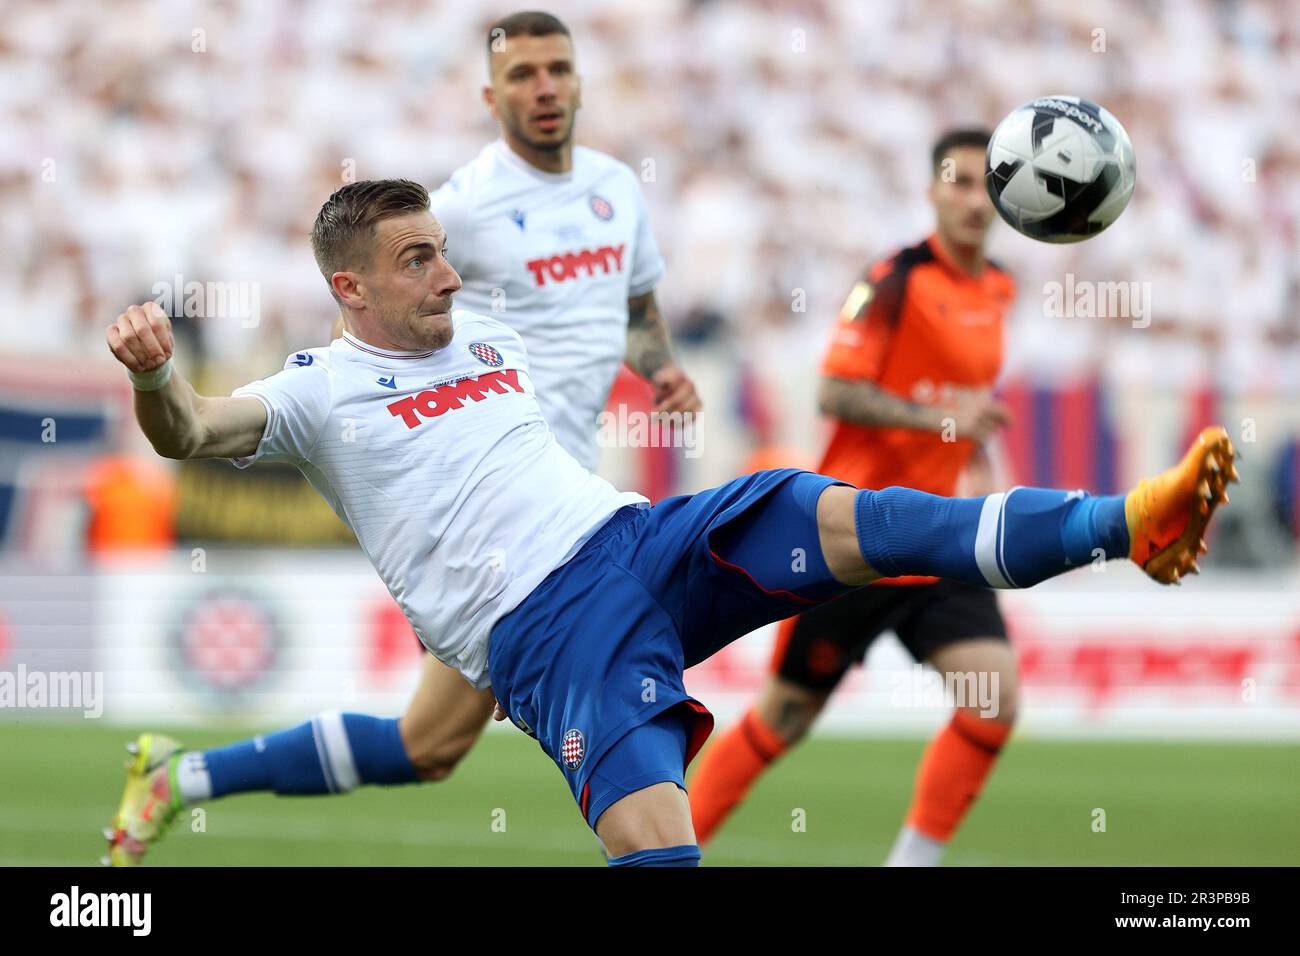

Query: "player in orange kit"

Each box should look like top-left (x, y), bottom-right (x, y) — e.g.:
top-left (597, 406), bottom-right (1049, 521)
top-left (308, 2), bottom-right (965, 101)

top-left (690, 128), bottom-right (1021, 865)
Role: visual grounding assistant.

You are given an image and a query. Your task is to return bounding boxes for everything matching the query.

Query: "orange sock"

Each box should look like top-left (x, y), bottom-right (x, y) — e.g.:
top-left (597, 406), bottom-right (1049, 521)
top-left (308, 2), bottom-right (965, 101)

top-left (688, 708), bottom-right (788, 845)
top-left (905, 710), bottom-right (1012, 842)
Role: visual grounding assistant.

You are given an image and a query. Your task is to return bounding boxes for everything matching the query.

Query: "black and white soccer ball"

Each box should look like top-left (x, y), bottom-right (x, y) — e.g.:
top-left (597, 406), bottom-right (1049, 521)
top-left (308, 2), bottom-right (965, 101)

top-left (985, 96), bottom-right (1136, 243)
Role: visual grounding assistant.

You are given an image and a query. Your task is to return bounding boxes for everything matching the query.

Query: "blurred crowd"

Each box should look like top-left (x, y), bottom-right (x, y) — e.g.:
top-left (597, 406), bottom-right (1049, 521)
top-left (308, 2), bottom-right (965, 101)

top-left (2, 0), bottom-right (1298, 398)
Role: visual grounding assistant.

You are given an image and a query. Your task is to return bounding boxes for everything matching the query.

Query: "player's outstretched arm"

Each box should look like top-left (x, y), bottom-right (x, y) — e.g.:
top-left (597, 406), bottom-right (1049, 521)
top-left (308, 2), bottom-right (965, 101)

top-left (105, 302), bottom-right (267, 461)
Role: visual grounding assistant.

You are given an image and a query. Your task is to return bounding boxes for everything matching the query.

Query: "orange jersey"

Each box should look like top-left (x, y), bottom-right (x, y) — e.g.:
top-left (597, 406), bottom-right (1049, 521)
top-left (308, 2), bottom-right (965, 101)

top-left (84, 455), bottom-right (177, 553)
top-left (818, 235), bottom-right (1014, 497)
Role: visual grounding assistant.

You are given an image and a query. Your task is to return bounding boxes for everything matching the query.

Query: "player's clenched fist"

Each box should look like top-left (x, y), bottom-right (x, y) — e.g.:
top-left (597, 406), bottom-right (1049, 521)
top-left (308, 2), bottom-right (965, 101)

top-left (106, 302), bottom-right (175, 373)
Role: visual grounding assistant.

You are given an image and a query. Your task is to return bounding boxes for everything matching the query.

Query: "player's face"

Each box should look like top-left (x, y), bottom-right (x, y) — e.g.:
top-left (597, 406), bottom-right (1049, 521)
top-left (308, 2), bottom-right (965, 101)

top-left (929, 146), bottom-right (995, 250)
top-left (358, 211), bottom-right (461, 351)
top-left (485, 33), bottom-right (581, 153)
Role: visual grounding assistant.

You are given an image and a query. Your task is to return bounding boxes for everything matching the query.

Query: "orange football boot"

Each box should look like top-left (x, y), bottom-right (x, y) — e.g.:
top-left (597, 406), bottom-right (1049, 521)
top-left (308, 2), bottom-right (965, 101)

top-left (1125, 425), bottom-right (1239, 584)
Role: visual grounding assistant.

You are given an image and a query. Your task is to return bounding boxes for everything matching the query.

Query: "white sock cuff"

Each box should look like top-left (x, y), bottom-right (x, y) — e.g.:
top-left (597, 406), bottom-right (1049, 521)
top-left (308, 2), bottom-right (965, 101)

top-left (312, 710), bottom-right (360, 793)
top-left (175, 750), bottom-right (212, 804)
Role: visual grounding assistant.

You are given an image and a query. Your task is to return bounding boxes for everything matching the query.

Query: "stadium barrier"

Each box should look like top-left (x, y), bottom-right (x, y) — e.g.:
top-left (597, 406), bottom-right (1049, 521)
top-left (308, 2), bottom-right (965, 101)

top-left (1, 552), bottom-right (1296, 739)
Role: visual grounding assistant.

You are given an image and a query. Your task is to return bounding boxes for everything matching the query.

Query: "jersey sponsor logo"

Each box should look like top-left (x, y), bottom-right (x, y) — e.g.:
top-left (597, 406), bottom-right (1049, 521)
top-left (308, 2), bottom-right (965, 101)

top-left (524, 244), bottom-right (625, 287)
top-left (588, 194), bottom-right (614, 220)
top-left (289, 352), bottom-right (314, 367)
top-left (377, 375), bottom-right (398, 389)
top-left (385, 368), bottom-right (524, 428)
top-left (468, 342), bottom-right (504, 367)
top-left (561, 728), bottom-right (585, 770)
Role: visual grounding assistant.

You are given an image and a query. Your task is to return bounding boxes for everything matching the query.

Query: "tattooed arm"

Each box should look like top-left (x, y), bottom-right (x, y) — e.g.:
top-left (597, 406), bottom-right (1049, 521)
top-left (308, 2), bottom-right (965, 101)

top-left (625, 290), bottom-right (701, 413)
top-left (817, 377), bottom-right (945, 431)
top-left (817, 377), bottom-right (1010, 442)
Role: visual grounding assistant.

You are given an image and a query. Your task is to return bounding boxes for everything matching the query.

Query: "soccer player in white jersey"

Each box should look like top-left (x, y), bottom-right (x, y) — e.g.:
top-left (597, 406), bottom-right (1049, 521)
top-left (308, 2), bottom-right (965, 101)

top-left (105, 178), bottom-right (1234, 866)
top-left (104, 11), bottom-right (702, 866)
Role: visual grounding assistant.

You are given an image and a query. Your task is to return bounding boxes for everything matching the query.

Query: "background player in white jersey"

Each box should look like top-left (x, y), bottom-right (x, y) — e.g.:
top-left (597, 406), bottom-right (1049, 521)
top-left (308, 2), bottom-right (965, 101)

top-left (105, 11), bottom-right (699, 866)
top-left (103, 179), bottom-right (1233, 865)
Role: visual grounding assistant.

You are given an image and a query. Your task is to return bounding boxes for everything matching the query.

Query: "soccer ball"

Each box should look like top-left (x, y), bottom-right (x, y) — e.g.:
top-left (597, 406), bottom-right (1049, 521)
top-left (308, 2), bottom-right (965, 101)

top-left (985, 95), bottom-right (1136, 243)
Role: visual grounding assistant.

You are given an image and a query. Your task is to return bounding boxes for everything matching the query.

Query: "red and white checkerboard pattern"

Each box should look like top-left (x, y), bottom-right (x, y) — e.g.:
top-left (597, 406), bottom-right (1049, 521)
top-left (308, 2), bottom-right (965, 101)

top-left (468, 342), bottom-right (503, 367)
top-left (561, 728), bottom-right (585, 770)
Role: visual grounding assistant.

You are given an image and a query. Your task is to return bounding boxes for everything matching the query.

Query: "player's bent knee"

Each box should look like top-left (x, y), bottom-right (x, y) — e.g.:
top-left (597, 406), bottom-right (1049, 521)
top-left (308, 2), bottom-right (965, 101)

top-left (930, 638), bottom-right (1019, 724)
top-left (408, 738), bottom-right (475, 781)
top-left (956, 677), bottom-right (1018, 725)
top-left (398, 724), bottom-right (480, 782)
top-left (990, 663), bottom-right (1020, 726)
top-left (960, 696), bottom-right (1017, 727)
top-left (978, 668), bottom-right (1019, 725)
top-left (418, 762), bottom-right (454, 782)
top-left (994, 669), bottom-right (1020, 725)
top-left (402, 749), bottom-right (450, 782)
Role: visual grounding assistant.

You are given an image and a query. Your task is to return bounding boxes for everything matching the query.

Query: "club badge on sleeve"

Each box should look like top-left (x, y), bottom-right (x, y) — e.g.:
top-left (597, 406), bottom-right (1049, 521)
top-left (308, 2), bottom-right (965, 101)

top-left (561, 728), bottom-right (585, 771)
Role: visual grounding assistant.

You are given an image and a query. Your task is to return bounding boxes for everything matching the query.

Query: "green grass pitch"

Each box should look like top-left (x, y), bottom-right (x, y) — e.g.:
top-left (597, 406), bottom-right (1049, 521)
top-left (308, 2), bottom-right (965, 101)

top-left (1, 723), bottom-right (1295, 866)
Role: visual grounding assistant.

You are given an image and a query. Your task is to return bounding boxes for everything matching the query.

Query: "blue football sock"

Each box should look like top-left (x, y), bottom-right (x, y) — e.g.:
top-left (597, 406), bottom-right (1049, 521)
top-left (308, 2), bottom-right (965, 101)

top-left (854, 486), bottom-right (1130, 589)
top-left (193, 711), bottom-right (419, 800)
top-left (607, 844), bottom-right (701, 867)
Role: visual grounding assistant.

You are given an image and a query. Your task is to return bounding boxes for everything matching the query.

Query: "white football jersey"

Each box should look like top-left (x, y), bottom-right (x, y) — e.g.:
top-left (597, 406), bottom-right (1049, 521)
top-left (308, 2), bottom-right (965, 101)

top-left (430, 139), bottom-right (664, 471)
top-left (231, 310), bottom-right (647, 688)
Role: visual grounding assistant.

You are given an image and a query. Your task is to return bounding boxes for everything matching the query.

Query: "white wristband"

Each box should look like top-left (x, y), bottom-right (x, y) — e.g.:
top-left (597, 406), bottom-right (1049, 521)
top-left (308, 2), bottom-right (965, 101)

top-left (129, 358), bottom-right (173, 391)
